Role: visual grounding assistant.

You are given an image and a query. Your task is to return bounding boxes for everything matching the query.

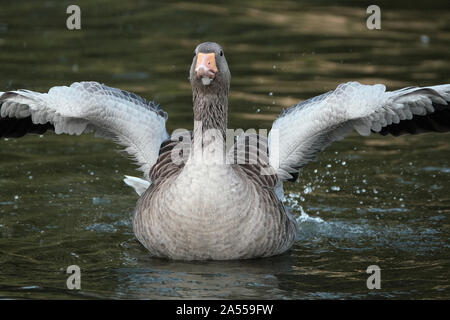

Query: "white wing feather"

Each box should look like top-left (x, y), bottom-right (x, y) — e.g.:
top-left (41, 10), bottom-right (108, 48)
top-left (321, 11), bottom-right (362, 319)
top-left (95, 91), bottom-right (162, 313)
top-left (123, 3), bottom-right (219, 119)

top-left (0, 82), bottom-right (169, 179)
top-left (269, 81), bottom-right (450, 181)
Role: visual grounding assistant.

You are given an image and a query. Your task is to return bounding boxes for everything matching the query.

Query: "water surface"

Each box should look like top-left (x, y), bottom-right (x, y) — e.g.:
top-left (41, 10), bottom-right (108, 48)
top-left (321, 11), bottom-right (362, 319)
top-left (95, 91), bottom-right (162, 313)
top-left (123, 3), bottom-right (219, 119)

top-left (0, 0), bottom-right (449, 299)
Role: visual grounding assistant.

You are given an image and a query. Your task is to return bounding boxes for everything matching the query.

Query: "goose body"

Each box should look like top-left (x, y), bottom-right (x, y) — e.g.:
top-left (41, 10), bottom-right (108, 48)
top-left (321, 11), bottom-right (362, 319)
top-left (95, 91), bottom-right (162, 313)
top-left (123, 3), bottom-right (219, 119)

top-left (135, 158), bottom-right (296, 260)
top-left (1, 42), bottom-right (449, 260)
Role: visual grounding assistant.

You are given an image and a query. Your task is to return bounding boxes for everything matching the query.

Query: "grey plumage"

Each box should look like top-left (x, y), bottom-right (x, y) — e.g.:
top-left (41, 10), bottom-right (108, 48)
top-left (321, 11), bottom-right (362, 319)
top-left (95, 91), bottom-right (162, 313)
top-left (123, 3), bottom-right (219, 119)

top-left (133, 42), bottom-right (297, 260)
top-left (1, 42), bottom-right (449, 261)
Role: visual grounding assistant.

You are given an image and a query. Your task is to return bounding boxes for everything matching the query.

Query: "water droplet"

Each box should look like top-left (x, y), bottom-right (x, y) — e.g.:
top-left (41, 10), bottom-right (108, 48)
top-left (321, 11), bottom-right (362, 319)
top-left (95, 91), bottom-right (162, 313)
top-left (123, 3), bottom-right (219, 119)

top-left (303, 186), bottom-right (313, 194)
top-left (92, 197), bottom-right (111, 205)
top-left (420, 34), bottom-right (430, 45)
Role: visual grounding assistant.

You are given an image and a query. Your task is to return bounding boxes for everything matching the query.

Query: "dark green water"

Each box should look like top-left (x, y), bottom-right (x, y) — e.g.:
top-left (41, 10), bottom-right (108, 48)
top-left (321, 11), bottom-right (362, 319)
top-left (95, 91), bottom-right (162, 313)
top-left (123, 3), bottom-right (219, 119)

top-left (0, 0), bottom-right (449, 299)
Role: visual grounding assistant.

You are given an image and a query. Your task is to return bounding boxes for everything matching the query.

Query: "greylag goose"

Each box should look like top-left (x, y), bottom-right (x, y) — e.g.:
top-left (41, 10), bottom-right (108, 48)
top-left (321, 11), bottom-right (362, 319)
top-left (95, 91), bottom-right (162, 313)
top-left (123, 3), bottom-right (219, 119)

top-left (1, 42), bottom-right (449, 260)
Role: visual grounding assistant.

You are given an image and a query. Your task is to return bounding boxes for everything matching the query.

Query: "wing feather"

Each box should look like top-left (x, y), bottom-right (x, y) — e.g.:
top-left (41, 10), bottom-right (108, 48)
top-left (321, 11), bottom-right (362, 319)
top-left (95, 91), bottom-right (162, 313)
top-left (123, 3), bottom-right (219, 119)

top-left (269, 82), bottom-right (450, 181)
top-left (0, 82), bottom-right (169, 179)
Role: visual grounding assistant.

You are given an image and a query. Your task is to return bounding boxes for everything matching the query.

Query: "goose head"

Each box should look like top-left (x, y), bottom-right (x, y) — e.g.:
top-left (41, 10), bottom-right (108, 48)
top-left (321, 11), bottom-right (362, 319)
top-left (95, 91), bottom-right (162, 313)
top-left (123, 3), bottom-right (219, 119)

top-left (190, 42), bottom-right (231, 93)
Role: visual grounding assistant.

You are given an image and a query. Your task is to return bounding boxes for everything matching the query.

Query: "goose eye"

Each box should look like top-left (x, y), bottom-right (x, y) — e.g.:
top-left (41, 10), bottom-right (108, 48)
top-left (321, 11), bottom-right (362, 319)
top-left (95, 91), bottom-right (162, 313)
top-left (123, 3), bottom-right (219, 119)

top-left (219, 50), bottom-right (223, 56)
top-left (194, 52), bottom-right (196, 57)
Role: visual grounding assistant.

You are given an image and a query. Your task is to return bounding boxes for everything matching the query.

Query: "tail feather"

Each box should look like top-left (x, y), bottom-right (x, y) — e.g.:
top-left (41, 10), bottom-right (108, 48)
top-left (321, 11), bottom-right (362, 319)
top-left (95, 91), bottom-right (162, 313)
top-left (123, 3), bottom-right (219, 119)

top-left (123, 175), bottom-right (151, 196)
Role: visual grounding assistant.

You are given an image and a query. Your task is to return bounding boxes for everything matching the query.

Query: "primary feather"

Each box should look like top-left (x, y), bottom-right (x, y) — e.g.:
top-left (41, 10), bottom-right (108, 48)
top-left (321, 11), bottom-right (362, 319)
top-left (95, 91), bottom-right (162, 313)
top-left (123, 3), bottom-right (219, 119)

top-left (0, 82), bottom-right (169, 179)
top-left (269, 82), bottom-right (450, 181)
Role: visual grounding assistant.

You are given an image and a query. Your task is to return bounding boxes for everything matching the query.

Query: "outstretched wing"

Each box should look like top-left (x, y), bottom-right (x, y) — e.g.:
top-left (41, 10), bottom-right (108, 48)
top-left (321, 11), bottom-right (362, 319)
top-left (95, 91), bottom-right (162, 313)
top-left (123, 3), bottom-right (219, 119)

top-left (0, 81), bottom-right (169, 179)
top-left (269, 81), bottom-right (450, 181)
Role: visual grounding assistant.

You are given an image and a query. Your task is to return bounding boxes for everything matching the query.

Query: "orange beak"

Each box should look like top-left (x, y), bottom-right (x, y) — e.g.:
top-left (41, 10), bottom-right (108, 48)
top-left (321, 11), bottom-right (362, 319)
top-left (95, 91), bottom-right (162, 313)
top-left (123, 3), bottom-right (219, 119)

top-left (195, 53), bottom-right (218, 80)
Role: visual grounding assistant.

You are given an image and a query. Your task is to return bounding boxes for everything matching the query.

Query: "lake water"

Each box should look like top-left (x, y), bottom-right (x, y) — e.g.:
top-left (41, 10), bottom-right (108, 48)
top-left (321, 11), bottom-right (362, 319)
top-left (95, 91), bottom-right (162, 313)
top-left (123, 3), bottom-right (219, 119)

top-left (0, 0), bottom-right (449, 299)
